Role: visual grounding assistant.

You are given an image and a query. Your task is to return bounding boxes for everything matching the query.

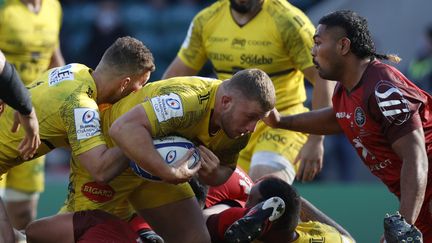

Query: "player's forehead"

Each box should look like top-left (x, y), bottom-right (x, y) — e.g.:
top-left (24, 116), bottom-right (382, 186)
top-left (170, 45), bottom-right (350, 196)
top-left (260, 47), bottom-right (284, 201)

top-left (314, 24), bottom-right (346, 41)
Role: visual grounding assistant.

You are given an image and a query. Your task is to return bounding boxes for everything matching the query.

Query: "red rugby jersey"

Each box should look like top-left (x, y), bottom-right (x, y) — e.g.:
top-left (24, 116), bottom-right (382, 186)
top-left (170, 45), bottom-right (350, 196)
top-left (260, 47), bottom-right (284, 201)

top-left (332, 60), bottom-right (432, 197)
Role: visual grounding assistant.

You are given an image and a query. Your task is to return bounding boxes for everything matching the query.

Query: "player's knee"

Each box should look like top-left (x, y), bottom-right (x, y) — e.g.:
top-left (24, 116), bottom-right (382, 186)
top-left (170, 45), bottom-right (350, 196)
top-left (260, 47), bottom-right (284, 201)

top-left (249, 151), bottom-right (295, 183)
top-left (187, 227), bottom-right (211, 243)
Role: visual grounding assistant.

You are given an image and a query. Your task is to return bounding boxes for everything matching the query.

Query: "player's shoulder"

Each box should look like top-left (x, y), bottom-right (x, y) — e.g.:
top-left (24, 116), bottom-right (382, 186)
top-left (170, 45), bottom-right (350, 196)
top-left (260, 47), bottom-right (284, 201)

top-left (43, 0), bottom-right (61, 9)
top-left (194, 0), bottom-right (228, 23)
top-left (297, 221), bottom-right (353, 242)
top-left (46, 63), bottom-right (94, 89)
top-left (158, 76), bottom-right (221, 90)
top-left (265, 0), bottom-right (314, 28)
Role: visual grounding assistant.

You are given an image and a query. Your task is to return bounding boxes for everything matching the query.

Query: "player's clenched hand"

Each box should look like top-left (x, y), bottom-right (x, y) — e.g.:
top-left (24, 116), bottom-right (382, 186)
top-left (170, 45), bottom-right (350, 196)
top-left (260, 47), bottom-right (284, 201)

top-left (197, 145), bottom-right (220, 179)
top-left (295, 135), bottom-right (324, 182)
top-left (165, 148), bottom-right (201, 184)
top-left (262, 108), bottom-right (280, 128)
top-left (12, 108), bottom-right (41, 160)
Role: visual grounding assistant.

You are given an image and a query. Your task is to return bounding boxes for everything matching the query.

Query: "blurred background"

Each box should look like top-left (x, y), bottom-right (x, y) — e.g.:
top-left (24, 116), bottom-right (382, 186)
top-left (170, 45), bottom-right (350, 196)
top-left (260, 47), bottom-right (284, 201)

top-left (41, 0), bottom-right (432, 242)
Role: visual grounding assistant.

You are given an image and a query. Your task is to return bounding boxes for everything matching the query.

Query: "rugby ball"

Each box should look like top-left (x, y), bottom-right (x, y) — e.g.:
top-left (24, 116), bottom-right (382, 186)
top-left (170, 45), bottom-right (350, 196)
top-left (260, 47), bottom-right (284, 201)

top-left (130, 136), bottom-right (200, 181)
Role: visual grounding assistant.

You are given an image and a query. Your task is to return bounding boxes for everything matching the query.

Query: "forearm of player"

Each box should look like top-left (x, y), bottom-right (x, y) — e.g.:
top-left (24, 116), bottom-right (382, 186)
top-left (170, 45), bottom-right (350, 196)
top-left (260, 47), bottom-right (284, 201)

top-left (162, 57), bottom-right (198, 79)
top-left (0, 199), bottom-right (15, 243)
top-left (109, 108), bottom-right (176, 181)
top-left (198, 164), bottom-right (234, 186)
top-left (77, 145), bottom-right (129, 183)
top-left (277, 107), bottom-right (342, 135)
top-left (0, 61), bottom-right (33, 115)
top-left (300, 197), bottom-right (354, 240)
top-left (393, 128), bottom-right (428, 224)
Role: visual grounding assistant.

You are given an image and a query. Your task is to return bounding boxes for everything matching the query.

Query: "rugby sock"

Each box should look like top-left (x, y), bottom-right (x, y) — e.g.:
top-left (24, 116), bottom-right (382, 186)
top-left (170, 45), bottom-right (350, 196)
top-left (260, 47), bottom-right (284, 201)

top-left (129, 214), bottom-right (152, 232)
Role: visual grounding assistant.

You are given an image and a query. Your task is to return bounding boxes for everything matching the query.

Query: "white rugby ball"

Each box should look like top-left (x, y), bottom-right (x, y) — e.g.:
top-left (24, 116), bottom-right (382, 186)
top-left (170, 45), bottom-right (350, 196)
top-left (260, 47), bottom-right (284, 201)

top-left (130, 136), bottom-right (200, 181)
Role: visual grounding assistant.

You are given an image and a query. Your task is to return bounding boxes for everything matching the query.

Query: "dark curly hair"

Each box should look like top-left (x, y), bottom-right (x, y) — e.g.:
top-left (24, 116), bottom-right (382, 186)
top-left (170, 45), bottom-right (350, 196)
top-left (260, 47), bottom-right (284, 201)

top-left (319, 10), bottom-right (400, 63)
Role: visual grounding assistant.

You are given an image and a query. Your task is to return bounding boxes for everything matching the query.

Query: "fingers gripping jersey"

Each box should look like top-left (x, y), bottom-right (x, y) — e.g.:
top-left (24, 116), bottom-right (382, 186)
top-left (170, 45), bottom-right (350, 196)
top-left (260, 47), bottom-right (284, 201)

top-left (178, 0), bottom-right (315, 111)
top-left (0, 64), bottom-right (106, 174)
top-left (0, 0), bottom-right (62, 85)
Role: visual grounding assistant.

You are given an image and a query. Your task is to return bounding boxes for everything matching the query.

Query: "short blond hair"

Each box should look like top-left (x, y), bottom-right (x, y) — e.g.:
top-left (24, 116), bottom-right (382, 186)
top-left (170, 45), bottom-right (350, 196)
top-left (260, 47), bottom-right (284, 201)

top-left (225, 69), bottom-right (275, 111)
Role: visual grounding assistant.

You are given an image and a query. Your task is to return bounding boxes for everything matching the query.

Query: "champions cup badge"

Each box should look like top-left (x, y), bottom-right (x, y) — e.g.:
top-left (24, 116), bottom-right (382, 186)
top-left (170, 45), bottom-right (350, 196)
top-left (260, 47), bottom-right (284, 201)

top-left (354, 107), bottom-right (366, 127)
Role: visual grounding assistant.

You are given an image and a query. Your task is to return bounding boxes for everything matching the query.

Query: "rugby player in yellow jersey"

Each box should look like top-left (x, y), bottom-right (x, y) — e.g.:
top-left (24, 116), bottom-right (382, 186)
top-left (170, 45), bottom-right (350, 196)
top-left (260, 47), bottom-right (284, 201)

top-left (0, 36), bottom-right (155, 236)
top-left (58, 69), bottom-right (275, 243)
top-left (163, 0), bottom-right (335, 184)
top-left (0, 0), bottom-right (65, 229)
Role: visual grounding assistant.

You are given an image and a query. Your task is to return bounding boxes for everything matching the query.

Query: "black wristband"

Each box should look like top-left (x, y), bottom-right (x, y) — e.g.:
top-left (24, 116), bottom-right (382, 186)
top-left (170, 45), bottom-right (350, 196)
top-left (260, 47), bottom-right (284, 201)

top-left (0, 61), bottom-right (33, 115)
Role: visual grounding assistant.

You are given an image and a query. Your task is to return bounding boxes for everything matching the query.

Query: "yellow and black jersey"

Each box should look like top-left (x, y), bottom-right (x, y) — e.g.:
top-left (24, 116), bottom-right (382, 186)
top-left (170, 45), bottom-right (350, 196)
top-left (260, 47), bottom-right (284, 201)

top-left (0, 64), bottom-right (105, 174)
top-left (102, 76), bottom-right (250, 168)
top-left (0, 0), bottom-right (62, 84)
top-left (178, 0), bottom-right (316, 111)
top-left (292, 221), bottom-right (354, 243)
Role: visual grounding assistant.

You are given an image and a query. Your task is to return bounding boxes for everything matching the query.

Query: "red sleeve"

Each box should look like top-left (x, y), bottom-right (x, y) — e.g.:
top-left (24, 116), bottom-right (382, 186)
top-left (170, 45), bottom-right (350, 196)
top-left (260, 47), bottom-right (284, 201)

top-left (369, 80), bottom-right (424, 143)
top-left (206, 207), bottom-right (247, 242)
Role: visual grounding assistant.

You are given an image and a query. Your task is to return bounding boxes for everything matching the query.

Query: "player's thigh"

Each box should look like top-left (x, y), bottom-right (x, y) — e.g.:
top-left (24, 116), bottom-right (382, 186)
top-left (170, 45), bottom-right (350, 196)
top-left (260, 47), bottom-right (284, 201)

top-left (5, 156), bottom-right (45, 193)
top-left (61, 171), bottom-right (141, 220)
top-left (250, 128), bottom-right (307, 179)
top-left (26, 213), bottom-right (75, 243)
top-left (131, 182), bottom-right (210, 243)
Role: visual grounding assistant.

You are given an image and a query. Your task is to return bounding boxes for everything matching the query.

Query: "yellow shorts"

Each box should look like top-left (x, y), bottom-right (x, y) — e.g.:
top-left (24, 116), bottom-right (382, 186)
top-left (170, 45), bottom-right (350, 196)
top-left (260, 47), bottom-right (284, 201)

top-left (0, 155), bottom-right (45, 193)
top-left (60, 168), bottom-right (194, 220)
top-left (238, 104), bottom-right (309, 173)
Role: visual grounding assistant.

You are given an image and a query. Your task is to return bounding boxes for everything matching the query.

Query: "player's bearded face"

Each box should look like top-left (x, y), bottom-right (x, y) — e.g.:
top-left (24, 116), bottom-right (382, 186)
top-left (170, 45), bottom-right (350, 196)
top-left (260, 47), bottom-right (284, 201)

top-left (312, 25), bottom-right (344, 81)
top-left (230, 0), bottom-right (260, 13)
top-left (220, 98), bottom-right (263, 139)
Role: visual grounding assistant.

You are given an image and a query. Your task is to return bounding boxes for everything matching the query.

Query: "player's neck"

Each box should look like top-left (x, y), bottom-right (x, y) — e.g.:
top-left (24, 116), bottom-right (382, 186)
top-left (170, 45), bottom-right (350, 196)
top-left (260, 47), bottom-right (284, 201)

top-left (92, 70), bottom-right (109, 105)
top-left (340, 57), bottom-right (371, 92)
top-left (230, 2), bottom-right (263, 26)
top-left (20, 0), bottom-right (41, 13)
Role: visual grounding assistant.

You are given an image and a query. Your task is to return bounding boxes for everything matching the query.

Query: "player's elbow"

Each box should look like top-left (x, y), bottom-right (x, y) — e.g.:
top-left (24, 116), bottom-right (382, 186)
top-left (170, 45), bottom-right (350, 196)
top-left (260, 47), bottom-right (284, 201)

top-left (109, 120), bottom-right (122, 143)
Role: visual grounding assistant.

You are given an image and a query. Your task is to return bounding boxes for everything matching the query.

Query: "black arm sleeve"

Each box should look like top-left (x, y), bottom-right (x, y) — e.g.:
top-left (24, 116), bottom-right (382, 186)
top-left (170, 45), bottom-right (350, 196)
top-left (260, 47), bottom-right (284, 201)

top-left (0, 61), bottom-right (32, 115)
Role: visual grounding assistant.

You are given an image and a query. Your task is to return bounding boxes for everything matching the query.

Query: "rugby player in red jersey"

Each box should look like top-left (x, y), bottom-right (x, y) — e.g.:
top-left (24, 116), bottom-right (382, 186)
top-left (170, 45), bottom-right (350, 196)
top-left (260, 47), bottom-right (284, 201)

top-left (265, 10), bottom-right (432, 241)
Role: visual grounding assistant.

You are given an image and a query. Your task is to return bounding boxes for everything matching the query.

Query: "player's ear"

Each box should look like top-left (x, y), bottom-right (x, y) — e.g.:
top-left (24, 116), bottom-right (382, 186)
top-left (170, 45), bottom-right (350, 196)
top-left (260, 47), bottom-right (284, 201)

top-left (120, 77), bottom-right (131, 93)
top-left (221, 95), bottom-right (233, 110)
top-left (338, 37), bottom-right (351, 55)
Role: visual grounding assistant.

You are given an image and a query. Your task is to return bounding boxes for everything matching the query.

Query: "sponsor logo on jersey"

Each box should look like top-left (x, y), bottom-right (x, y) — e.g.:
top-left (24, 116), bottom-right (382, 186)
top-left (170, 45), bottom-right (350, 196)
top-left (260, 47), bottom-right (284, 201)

top-left (240, 54), bottom-right (273, 65)
top-left (151, 93), bottom-right (184, 122)
top-left (369, 159), bottom-right (392, 172)
top-left (81, 181), bottom-right (115, 203)
top-left (48, 64), bottom-right (74, 86)
top-left (257, 131), bottom-right (287, 144)
top-left (335, 112), bottom-right (352, 119)
top-left (234, 168), bottom-right (253, 195)
top-left (354, 107), bottom-right (366, 127)
top-left (208, 36), bottom-right (229, 43)
top-left (74, 108), bottom-right (101, 140)
top-left (374, 81), bottom-right (410, 125)
top-left (208, 52), bottom-right (234, 62)
top-left (232, 38), bottom-right (246, 49)
top-left (247, 40), bottom-right (272, 46)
